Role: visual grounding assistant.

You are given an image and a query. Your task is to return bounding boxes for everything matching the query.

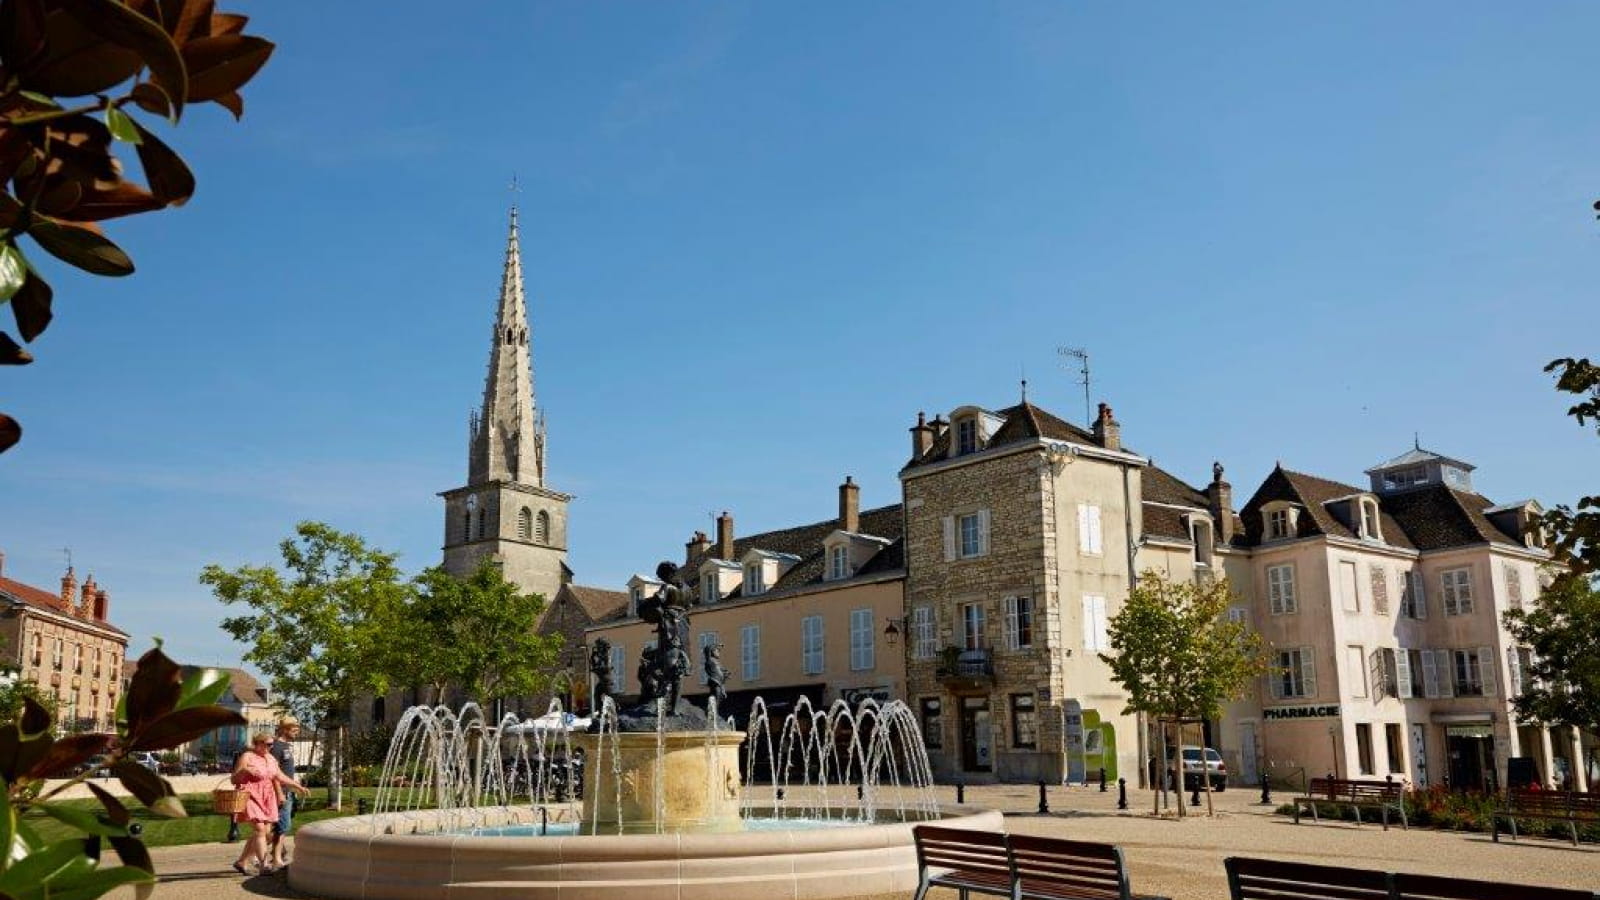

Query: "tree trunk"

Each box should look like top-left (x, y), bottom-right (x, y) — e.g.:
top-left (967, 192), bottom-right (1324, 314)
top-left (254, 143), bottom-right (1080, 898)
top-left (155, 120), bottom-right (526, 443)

top-left (1199, 720), bottom-right (1215, 817)
top-left (328, 725), bottom-right (345, 811)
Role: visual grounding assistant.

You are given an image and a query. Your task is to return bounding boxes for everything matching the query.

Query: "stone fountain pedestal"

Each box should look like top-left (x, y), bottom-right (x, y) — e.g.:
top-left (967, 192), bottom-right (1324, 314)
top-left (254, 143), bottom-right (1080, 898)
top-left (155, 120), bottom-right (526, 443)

top-left (571, 730), bottom-right (746, 834)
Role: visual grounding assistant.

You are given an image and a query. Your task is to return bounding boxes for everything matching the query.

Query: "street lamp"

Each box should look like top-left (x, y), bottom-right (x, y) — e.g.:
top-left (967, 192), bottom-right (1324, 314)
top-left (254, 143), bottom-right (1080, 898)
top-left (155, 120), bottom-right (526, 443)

top-left (883, 617), bottom-right (904, 647)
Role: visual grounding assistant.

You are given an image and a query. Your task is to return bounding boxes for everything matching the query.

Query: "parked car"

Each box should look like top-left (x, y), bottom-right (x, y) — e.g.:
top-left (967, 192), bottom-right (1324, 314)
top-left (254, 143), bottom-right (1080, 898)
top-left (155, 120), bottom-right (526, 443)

top-left (130, 751), bottom-right (161, 773)
top-left (1165, 745), bottom-right (1227, 791)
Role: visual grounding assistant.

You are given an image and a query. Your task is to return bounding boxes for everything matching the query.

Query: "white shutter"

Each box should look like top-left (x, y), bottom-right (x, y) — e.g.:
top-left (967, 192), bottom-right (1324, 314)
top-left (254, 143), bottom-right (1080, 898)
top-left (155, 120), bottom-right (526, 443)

top-left (1411, 571), bottom-right (1427, 618)
top-left (1479, 646), bottom-right (1496, 697)
top-left (1442, 572), bottom-right (1458, 616)
top-left (1089, 506), bottom-right (1103, 554)
top-left (1268, 657), bottom-right (1284, 701)
top-left (941, 516), bottom-right (956, 561)
top-left (1435, 650), bottom-right (1455, 698)
top-left (1421, 650), bottom-right (1439, 699)
top-left (977, 508), bottom-right (991, 556)
top-left (1369, 649), bottom-right (1385, 699)
top-left (1459, 572), bottom-right (1474, 614)
top-left (1002, 596), bottom-right (1018, 650)
top-left (1300, 648), bottom-right (1316, 698)
top-left (1077, 504), bottom-right (1091, 552)
top-left (1396, 649), bottom-right (1414, 699)
top-left (1506, 646), bottom-right (1521, 698)
top-left (1082, 595), bottom-right (1096, 650)
top-left (1094, 596), bottom-right (1109, 651)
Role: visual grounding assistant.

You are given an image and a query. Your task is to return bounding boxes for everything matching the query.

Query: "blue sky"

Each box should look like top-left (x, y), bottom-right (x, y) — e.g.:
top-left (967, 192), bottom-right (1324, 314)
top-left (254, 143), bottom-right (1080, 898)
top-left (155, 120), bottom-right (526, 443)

top-left (2, 2), bottom-right (1596, 672)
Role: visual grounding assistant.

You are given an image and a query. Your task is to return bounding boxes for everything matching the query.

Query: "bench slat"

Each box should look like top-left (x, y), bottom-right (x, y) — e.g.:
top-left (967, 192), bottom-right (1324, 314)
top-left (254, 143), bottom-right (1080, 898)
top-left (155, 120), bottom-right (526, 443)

top-left (1394, 871), bottom-right (1597, 900)
top-left (1227, 856), bottom-right (1392, 900)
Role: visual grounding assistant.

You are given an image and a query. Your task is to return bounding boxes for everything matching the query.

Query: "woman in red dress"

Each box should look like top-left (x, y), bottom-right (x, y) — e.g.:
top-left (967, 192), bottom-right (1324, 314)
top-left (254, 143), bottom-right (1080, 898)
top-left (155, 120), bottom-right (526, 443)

top-left (231, 731), bottom-right (309, 875)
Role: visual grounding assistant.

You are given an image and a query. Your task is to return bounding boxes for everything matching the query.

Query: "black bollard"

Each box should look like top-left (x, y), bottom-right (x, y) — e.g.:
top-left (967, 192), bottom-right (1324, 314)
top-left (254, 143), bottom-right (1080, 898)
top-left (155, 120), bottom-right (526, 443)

top-left (1116, 777), bottom-right (1128, 811)
top-left (225, 818), bottom-right (240, 842)
top-left (1037, 780), bottom-right (1049, 815)
top-left (358, 797), bottom-right (369, 815)
top-left (1259, 773), bottom-right (1272, 806)
top-left (956, 781), bottom-right (965, 805)
top-left (1099, 767), bottom-right (1108, 792)
top-left (1190, 784), bottom-right (1202, 808)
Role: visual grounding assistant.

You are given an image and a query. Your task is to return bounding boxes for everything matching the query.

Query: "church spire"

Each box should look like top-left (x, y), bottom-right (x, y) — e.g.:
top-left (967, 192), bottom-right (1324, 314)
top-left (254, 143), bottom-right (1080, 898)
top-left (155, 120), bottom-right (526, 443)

top-left (469, 204), bottom-right (543, 486)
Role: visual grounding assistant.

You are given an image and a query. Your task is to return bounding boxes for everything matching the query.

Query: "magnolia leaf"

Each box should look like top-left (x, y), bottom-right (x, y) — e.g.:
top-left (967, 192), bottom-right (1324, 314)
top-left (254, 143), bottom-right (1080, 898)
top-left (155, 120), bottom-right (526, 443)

top-left (211, 12), bottom-right (248, 36)
top-left (59, 0), bottom-right (188, 115)
top-left (35, 803), bottom-right (127, 838)
top-left (0, 837), bottom-right (96, 894)
top-left (13, 271), bottom-right (53, 342)
top-left (176, 666), bottom-right (229, 710)
top-left (60, 181), bottom-right (164, 223)
top-left (129, 706), bottom-right (242, 751)
top-left (27, 219), bottom-right (134, 276)
top-left (0, 413), bottom-right (19, 454)
top-left (130, 119), bottom-right (194, 206)
top-left (26, 733), bottom-right (112, 780)
top-left (22, 7), bottom-right (143, 96)
top-left (104, 107), bottom-right (142, 145)
top-left (129, 81), bottom-right (175, 121)
top-left (17, 91), bottom-right (58, 108)
top-left (181, 34), bottom-right (272, 102)
top-left (0, 243), bottom-right (27, 303)
top-left (20, 696), bottom-right (50, 738)
top-left (86, 784), bottom-right (131, 827)
top-left (32, 865), bottom-right (154, 900)
top-left (124, 647), bottom-right (183, 732)
top-left (107, 834), bottom-right (153, 874)
top-left (156, 0), bottom-right (213, 43)
top-left (0, 0), bottom-right (50, 76)
top-left (110, 760), bottom-right (182, 817)
top-left (0, 334), bottom-right (33, 365)
top-left (213, 89), bottom-right (243, 120)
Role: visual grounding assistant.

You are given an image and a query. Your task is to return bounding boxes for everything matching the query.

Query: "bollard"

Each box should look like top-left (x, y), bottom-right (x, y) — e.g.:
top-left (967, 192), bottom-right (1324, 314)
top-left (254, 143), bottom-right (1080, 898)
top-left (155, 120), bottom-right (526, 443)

top-left (956, 781), bottom-right (965, 805)
top-left (856, 784), bottom-right (864, 801)
top-left (1259, 773), bottom-right (1272, 806)
top-left (1099, 767), bottom-right (1108, 792)
top-left (1190, 784), bottom-right (1202, 808)
top-left (358, 798), bottom-right (369, 815)
top-left (1037, 780), bottom-right (1049, 815)
top-left (1116, 777), bottom-right (1128, 811)
top-left (225, 818), bottom-right (240, 843)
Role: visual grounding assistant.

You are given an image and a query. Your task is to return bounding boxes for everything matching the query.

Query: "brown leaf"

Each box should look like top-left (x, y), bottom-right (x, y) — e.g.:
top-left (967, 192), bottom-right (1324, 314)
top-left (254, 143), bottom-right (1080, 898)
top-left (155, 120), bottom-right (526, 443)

top-left (130, 118), bottom-right (193, 206)
top-left (57, 181), bottom-right (165, 223)
top-left (130, 706), bottom-right (243, 751)
top-left (27, 216), bottom-right (135, 275)
top-left (124, 647), bottom-right (183, 732)
top-left (210, 11), bottom-right (246, 36)
top-left (0, 0), bottom-right (50, 75)
top-left (181, 34), bottom-right (272, 102)
top-left (27, 732), bottom-right (113, 779)
top-left (109, 835), bottom-right (154, 873)
top-left (130, 81), bottom-right (174, 119)
top-left (88, 783), bottom-right (132, 827)
top-left (23, 7), bottom-right (143, 97)
top-left (112, 758), bottom-right (179, 813)
top-left (158, 0), bottom-right (213, 43)
top-left (0, 413), bottom-right (19, 453)
top-left (0, 333), bottom-right (34, 365)
top-left (21, 694), bottom-right (50, 735)
top-left (59, 0), bottom-right (189, 113)
top-left (212, 90), bottom-right (243, 120)
top-left (13, 270), bottom-right (51, 341)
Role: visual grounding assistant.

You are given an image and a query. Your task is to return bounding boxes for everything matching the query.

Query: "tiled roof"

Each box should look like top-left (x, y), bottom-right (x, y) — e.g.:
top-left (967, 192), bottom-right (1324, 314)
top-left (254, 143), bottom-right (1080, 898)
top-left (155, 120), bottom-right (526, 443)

top-left (560, 585), bottom-right (629, 622)
top-left (1380, 486), bottom-right (1522, 550)
top-left (0, 575), bottom-right (129, 637)
top-left (1143, 466), bottom-right (1209, 508)
top-left (907, 402), bottom-right (1105, 469)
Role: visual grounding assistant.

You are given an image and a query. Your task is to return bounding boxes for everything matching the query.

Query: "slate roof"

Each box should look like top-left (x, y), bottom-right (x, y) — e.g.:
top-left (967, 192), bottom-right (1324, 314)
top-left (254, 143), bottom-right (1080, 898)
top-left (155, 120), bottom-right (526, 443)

top-left (1365, 445), bottom-right (1474, 474)
top-left (907, 402), bottom-right (1107, 469)
top-left (602, 504), bottom-right (905, 620)
top-left (560, 585), bottom-right (629, 622)
top-left (0, 575), bottom-right (129, 636)
top-left (1236, 465), bottom-right (1525, 552)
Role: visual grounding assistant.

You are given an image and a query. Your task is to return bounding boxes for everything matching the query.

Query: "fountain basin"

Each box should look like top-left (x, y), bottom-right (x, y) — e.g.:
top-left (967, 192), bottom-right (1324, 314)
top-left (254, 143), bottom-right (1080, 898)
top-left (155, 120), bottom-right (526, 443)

top-left (289, 805), bottom-right (1004, 900)
top-left (572, 729), bottom-right (744, 834)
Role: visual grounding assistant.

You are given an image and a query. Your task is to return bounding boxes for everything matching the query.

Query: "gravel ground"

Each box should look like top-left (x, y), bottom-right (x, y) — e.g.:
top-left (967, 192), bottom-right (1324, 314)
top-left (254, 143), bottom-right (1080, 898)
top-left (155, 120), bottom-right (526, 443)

top-left (104, 782), bottom-right (1600, 900)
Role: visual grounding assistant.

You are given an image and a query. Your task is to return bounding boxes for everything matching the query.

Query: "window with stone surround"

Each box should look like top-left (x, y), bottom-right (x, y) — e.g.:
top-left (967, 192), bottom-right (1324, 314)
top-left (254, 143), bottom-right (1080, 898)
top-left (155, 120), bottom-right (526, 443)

top-left (919, 698), bottom-right (942, 749)
top-left (959, 513), bottom-right (982, 558)
top-left (955, 417), bottom-right (979, 455)
top-left (744, 562), bottom-right (765, 596)
top-left (1401, 570), bottom-right (1427, 618)
top-left (1270, 647), bottom-right (1315, 699)
top-left (960, 602), bottom-right (987, 650)
top-left (828, 545), bottom-right (850, 581)
top-left (943, 510), bottom-right (991, 560)
top-left (536, 510), bottom-right (550, 544)
top-left (1010, 694), bottom-right (1037, 749)
top-left (910, 605), bottom-right (935, 659)
top-left (1441, 568), bottom-right (1473, 616)
top-left (1002, 596), bottom-right (1033, 650)
top-left (517, 507), bottom-right (532, 540)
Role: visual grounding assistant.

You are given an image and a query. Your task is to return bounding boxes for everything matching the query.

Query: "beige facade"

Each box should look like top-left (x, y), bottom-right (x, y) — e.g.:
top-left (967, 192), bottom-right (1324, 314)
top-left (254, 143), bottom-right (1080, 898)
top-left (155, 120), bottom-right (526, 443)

top-left (0, 560), bottom-right (128, 732)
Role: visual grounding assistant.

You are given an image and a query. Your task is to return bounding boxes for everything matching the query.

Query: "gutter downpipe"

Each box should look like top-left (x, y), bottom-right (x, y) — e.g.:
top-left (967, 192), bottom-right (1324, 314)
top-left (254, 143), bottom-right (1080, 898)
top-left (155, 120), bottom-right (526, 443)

top-left (1122, 462), bottom-right (1147, 790)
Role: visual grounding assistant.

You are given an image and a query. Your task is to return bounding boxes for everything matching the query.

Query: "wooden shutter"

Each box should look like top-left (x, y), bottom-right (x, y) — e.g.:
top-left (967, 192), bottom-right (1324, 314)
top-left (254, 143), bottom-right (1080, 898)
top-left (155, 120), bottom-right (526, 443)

top-left (1411, 570), bottom-right (1427, 618)
top-left (1506, 646), bottom-right (1522, 698)
top-left (1442, 573), bottom-right (1458, 616)
top-left (1479, 646), bottom-right (1496, 697)
top-left (941, 516), bottom-right (956, 561)
top-left (1396, 649), bottom-right (1413, 699)
top-left (1435, 650), bottom-right (1455, 698)
top-left (1089, 506), bottom-right (1103, 554)
top-left (1081, 595), bottom-right (1096, 650)
top-left (1077, 504), bottom-right (1091, 552)
top-left (1300, 648), bottom-right (1316, 697)
top-left (1268, 654), bottom-right (1285, 701)
top-left (1421, 649), bottom-right (1439, 699)
top-left (977, 508), bottom-right (991, 556)
top-left (1002, 596), bottom-right (1018, 650)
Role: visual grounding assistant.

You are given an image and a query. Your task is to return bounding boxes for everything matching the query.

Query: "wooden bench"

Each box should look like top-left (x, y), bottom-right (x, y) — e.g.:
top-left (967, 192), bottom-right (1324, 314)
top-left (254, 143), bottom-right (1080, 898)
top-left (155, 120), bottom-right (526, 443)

top-left (1291, 777), bottom-right (1407, 830)
top-left (1226, 856), bottom-right (1597, 900)
top-left (1492, 789), bottom-right (1600, 846)
top-left (912, 825), bottom-right (1166, 900)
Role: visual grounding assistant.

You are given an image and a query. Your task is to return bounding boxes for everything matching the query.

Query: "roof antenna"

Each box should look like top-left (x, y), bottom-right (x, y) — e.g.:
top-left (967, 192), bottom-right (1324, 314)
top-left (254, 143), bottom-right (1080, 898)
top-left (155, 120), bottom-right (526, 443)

top-left (59, 547), bottom-right (72, 572)
top-left (1020, 378), bottom-right (1028, 403)
top-left (1414, 431), bottom-right (1421, 450)
top-left (1057, 347), bottom-right (1092, 427)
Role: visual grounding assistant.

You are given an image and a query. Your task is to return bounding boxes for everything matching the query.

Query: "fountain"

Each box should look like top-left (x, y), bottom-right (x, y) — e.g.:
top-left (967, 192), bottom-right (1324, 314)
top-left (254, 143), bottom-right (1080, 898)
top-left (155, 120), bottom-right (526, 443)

top-left (290, 565), bottom-right (1001, 900)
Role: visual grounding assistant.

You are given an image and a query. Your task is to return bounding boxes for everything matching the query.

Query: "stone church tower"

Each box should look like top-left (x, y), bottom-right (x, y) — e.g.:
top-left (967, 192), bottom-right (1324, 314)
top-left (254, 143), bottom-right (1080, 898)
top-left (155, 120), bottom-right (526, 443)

top-left (439, 207), bottom-right (572, 602)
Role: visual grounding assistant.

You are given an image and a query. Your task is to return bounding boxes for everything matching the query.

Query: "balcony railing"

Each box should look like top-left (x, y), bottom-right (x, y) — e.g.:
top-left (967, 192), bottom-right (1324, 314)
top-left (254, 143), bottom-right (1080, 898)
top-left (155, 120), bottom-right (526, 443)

top-left (936, 647), bottom-right (995, 689)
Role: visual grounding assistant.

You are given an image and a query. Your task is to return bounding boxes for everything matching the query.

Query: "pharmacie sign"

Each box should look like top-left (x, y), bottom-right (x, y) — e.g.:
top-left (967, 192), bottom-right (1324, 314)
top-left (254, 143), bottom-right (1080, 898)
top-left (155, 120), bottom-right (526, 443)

top-left (1263, 704), bottom-right (1340, 721)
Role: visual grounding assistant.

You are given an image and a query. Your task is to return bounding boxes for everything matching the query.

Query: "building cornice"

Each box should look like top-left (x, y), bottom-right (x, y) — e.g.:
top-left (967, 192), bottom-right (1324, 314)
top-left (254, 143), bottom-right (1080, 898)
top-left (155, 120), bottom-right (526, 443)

top-left (900, 437), bottom-right (1147, 482)
top-left (0, 600), bottom-right (129, 643)
top-left (438, 481), bottom-right (574, 503)
top-left (586, 569), bottom-right (906, 633)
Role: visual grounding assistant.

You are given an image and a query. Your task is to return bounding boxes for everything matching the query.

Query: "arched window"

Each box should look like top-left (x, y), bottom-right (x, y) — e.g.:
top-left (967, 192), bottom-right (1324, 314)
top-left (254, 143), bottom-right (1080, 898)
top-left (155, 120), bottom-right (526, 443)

top-left (536, 510), bottom-right (551, 543)
top-left (517, 507), bottom-right (533, 540)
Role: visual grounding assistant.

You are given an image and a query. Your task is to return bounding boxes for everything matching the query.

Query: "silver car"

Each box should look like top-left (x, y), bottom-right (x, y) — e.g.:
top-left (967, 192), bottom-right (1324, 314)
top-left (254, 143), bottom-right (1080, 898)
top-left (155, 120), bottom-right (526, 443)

top-left (1165, 745), bottom-right (1227, 791)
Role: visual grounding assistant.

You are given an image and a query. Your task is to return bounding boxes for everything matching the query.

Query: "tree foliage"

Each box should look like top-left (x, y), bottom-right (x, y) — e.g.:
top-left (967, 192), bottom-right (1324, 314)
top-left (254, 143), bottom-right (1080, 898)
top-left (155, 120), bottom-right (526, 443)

top-left (1502, 356), bottom-right (1600, 730)
top-left (0, 645), bottom-right (245, 900)
top-left (399, 558), bottom-right (561, 707)
top-left (204, 521), bottom-right (410, 808)
top-left (0, 671), bottom-right (55, 727)
top-left (0, 0), bottom-right (275, 454)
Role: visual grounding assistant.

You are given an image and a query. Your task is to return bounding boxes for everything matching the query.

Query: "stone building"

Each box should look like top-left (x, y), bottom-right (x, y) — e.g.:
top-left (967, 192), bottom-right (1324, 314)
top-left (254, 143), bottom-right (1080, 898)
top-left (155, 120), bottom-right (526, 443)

top-left (586, 478), bottom-right (906, 724)
top-left (0, 555), bottom-right (129, 732)
top-left (178, 666), bottom-right (287, 763)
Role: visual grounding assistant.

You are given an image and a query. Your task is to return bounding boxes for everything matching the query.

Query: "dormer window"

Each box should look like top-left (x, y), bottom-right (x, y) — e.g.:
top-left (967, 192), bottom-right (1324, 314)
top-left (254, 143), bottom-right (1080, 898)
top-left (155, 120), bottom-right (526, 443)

top-left (828, 545), bottom-right (850, 581)
top-left (744, 563), bottom-right (765, 595)
top-left (1358, 498), bottom-right (1382, 541)
top-left (702, 573), bottom-right (719, 603)
top-left (629, 586), bottom-right (644, 617)
top-left (1189, 518), bottom-right (1214, 568)
top-left (955, 417), bottom-right (978, 455)
top-left (1383, 466), bottom-right (1428, 491)
top-left (1267, 508), bottom-right (1291, 540)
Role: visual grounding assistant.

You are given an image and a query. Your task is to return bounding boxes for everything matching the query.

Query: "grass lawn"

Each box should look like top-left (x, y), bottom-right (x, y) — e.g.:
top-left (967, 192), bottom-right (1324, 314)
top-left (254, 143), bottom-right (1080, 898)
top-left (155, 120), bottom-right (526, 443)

top-left (22, 787), bottom-right (392, 849)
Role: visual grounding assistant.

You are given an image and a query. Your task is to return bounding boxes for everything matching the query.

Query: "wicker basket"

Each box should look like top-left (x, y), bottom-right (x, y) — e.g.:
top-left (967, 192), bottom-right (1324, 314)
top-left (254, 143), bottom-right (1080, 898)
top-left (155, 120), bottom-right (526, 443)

top-left (211, 778), bottom-right (247, 816)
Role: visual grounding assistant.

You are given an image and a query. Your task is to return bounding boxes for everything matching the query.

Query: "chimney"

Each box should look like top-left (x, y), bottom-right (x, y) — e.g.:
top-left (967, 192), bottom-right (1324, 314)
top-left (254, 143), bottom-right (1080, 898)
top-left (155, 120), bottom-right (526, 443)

top-left (59, 567), bottom-right (77, 612)
top-left (0, 550), bottom-right (5, 577)
top-left (839, 476), bottom-right (860, 533)
top-left (1092, 403), bottom-right (1121, 451)
top-left (79, 575), bottom-right (97, 619)
top-left (93, 588), bottom-right (108, 622)
top-left (716, 511), bottom-right (735, 561)
top-left (1207, 461), bottom-right (1235, 545)
top-left (685, 530), bottom-right (711, 565)
top-left (909, 412), bottom-right (934, 459)
top-left (929, 415), bottom-right (948, 443)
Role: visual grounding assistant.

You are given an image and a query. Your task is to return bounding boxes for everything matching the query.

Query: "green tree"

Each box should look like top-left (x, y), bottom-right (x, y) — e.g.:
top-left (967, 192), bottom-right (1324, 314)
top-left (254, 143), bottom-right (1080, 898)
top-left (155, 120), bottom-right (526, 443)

top-left (0, 671), bottom-right (55, 727)
top-left (203, 521), bottom-right (409, 810)
top-left (1503, 357), bottom-right (1600, 733)
top-left (402, 558), bottom-right (561, 709)
top-left (1100, 572), bottom-right (1266, 817)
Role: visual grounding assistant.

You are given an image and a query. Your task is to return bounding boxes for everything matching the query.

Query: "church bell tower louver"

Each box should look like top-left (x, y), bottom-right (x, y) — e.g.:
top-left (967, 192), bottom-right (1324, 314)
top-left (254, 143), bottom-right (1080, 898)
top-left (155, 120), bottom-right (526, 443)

top-left (440, 205), bottom-right (572, 603)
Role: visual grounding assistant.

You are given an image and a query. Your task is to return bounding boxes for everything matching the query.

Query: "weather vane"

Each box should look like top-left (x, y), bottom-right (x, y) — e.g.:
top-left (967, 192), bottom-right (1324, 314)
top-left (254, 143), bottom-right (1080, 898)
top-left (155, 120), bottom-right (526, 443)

top-left (60, 546), bottom-right (72, 571)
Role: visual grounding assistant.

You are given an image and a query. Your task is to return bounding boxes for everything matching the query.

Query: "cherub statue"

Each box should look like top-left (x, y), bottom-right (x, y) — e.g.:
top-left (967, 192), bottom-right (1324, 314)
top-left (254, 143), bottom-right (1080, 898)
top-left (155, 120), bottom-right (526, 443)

top-left (703, 641), bottom-right (729, 706)
top-left (589, 637), bottom-right (614, 710)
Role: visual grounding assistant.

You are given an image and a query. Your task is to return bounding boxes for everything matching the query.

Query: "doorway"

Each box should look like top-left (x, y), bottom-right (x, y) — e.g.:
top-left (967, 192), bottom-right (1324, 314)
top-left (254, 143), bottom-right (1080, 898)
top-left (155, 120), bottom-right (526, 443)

top-left (1446, 725), bottom-right (1493, 790)
top-left (1410, 724), bottom-right (1428, 787)
top-left (959, 696), bottom-right (992, 773)
top-left (1239, 722), bottom-right (1258, 786)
